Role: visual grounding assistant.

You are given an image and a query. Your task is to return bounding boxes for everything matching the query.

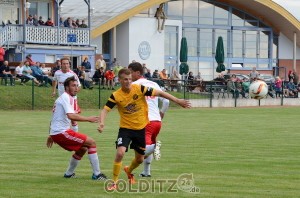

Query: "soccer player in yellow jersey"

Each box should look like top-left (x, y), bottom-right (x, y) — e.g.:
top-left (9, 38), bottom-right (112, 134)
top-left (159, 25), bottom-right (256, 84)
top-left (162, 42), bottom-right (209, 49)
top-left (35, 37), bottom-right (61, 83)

top-left (98, 66), bottom-right (191, 190)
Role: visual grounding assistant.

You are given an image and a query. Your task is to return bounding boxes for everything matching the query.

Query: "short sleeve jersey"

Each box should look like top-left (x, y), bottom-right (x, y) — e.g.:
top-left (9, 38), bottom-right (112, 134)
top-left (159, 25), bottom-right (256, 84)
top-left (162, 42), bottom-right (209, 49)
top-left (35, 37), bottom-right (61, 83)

top-left (50, 92), bottom-right (75, 135)
top-left (53, 70), bottom-right (81, 96)
top-left (104, 84), bottom-right (155, 130)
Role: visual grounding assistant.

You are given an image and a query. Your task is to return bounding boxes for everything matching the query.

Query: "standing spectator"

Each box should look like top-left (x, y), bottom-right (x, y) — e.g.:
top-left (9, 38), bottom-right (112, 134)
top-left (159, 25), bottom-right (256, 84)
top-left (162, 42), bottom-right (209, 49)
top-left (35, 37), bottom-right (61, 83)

top-left (45, 18), bottom-right (54, 26)
top-left (249, 67), bottom-right (260, 82)
top-left (81, 57), bottom-right (91, 71)
top-left (38, 16), bottom-right (45, 25)
top-left (104, 69), bottom-right (115, 90)
top-left (274, 76), bottom-right (283, 98)
top-left (51, 59), bottom-right (61, 77)
top-left (0, 60), bottom-right (14, 86)
top-left (46, 76), bottom-right (107, 180)
top-left (109, 58), bottom-right (117, 70)
top-left (80, 20), bottom-right (88, 28)
top-left (0, 45), bottom-right (5, 66)
top-left (95, 54), bottom-right (106, 71)
top-left (25, 54), bottom-right (36, 66)
top-left (293, 69), bottom-right (299, 85)
top-left (93, 67), bottom-right (106, 88)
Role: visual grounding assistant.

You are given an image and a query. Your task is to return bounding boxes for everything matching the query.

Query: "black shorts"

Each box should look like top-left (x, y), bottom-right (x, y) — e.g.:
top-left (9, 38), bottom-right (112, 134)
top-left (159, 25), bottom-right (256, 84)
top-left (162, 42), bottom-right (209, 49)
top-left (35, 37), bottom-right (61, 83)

top-left (115, 128), bottom-right (146, 155)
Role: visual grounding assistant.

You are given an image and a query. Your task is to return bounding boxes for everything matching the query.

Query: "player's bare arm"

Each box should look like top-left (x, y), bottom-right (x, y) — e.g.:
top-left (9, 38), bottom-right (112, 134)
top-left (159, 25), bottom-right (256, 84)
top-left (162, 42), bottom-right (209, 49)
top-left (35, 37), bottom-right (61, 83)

top-left (52, 80), bottom-right (57, 97)
top-left (154, 90), bottom-right (191, 108)
top-left (97, 108), bottom-right (109, 133)
top-left (67, 113), bottom-right (99, 123)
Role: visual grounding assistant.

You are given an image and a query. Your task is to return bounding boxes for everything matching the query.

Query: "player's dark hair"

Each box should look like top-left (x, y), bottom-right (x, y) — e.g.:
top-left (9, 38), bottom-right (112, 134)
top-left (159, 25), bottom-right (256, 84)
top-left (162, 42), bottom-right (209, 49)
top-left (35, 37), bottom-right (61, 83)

top-left (118, 68), bottom-right (131, 78)
top-left (64, 76), bottom-right (76, 88)
top-left (128, 62), bottom-right (143, 75)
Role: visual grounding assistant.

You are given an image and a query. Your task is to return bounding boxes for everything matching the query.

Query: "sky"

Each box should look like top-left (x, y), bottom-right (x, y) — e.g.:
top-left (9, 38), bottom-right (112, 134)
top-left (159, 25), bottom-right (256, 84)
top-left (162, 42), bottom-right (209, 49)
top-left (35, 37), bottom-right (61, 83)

top-left (273, 0), bottom-right (300, 20)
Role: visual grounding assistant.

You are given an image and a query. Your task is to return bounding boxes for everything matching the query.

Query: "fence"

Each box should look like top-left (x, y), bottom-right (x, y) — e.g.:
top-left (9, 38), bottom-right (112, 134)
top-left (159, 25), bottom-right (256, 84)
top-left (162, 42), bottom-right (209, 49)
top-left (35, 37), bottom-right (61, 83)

top-left (0, 79), bottom-right (300, 110)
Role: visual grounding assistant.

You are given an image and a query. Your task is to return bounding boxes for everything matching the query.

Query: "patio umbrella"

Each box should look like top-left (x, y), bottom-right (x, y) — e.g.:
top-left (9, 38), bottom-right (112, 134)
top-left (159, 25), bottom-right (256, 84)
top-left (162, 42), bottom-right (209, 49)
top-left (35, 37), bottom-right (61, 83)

top-left (179, 37), bottom-right (189, 75)
top-left (215, 36), bottom-right (225, 73)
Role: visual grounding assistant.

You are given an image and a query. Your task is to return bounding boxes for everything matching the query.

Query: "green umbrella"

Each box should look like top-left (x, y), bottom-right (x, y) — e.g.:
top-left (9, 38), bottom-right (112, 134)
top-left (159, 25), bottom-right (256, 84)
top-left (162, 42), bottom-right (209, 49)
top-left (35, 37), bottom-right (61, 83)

top-left (179, 37), bottom-right (189, 75)
top-left (215, 36), bottom-right (225, 73)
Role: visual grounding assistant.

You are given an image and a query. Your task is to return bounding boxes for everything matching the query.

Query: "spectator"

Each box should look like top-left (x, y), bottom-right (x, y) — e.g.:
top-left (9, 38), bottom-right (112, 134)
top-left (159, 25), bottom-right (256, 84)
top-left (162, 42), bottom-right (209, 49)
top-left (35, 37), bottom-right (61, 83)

top-left (45, 18), bottom-right (54, 26)
top-left (72, 20), bottom-right (78, 28)
top-left (274, 76), bottom-right (283, 98)
top-left (214, 73), bottom-right (226, 85)
top-left (31, 62), bottom-right (53, 87)
top-left (80, 20), bottom-right (88, 28)
top-left (104, 69), bottom-right (115, 90)
top-left (159, 69), bottom-right (168, 80)
top-left (81, 57), bottom-right (91, 71)
top-left (40, 63), bottom-right (51, 77)
top-left (78, 66), bottom-right (93, 89)
top-left (285, 79), bottom-right (298, 97)
top-left (26, 15), bottom-right (35, 25)
top-left (187, 71), bottom-right (195, 92)
top-left (249, 67), bottom-right (260, 83)
top-left (109, 58), bottom-right (117, 70)
top-left (95, 54), bottom-right (106, 70)
top-left (144, 68), bottom-right (152, 79)
top-left (113, 63), bottom-right (123, 85)
top-left (22, 60), bottom-right (41, 86)
top-left (64, 17), bottom-right (71, 27)
top-left (227, 74), bottom-right (246, 98)
top-left (0, 45), bottom-right (5, 66)
top-left (15, 62), bottom-right (30, 85)
top-left (75, 19), bottom-right (80, 27)
top-left (38, 16), bottom-right (45, 25)
top-left (93, 67), bottom-right (106, 88)
top-left (0, 60), bottom-right (14, 86)
top-left (25, 54), bottom-right (36, 66)
top-left (51, 59), bottom-right (61, 77)
top-left (152, 69), bottom-right (159, 79)
top-left (59, 17), bottom-right (64, 27)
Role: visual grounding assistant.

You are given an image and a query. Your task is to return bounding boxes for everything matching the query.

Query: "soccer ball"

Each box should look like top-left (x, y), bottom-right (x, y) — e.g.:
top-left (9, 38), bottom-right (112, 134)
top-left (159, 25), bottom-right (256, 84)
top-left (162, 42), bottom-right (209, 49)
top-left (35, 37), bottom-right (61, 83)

top-left (249, 80), bottom-right (268, 99)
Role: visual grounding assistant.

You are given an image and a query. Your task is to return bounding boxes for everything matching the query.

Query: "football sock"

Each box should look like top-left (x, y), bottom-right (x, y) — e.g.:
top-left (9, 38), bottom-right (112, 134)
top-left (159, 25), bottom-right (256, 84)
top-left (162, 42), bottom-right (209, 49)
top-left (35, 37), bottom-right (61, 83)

top-left (144, 144), bottom-right (155, 156)
top-left (128, 158), bottom-right (140, 173)
top-left (88, 147), bottom-right (101, 175)
top-left (65, 154), bottom-right (81, 175)
top-left (113, 161), bottom-right (122, 183)
top-left (143, 154), bottom-right (153, 176)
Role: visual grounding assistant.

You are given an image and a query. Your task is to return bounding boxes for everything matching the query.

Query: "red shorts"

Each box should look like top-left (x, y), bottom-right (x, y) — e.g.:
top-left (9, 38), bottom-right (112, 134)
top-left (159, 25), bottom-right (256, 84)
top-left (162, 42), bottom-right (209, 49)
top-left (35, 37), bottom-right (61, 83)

top-left (51, 129), bottom-right (87, 151)
top-left (145, 121), bottom-right (162, 145)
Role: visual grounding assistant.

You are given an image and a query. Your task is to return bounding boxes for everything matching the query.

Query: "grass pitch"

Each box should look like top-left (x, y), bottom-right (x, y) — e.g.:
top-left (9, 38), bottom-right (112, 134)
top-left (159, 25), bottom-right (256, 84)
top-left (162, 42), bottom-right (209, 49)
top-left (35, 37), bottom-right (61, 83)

top-left (0, 108), bottom-right (299, 197)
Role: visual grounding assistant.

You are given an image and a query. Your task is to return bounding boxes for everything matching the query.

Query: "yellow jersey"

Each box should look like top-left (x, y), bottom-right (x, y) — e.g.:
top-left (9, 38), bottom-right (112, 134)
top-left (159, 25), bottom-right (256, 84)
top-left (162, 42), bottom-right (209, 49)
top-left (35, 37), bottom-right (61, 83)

top-left (104, 84), bottom-right (155, 130)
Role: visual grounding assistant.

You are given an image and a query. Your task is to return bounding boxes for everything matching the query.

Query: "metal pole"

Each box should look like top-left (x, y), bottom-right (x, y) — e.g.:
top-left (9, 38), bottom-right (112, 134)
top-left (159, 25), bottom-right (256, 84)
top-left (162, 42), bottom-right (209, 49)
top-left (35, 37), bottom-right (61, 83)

top-left (23, 0), bottom-right (26, 44)
top-left (32, 79), bottom-right (34, 110)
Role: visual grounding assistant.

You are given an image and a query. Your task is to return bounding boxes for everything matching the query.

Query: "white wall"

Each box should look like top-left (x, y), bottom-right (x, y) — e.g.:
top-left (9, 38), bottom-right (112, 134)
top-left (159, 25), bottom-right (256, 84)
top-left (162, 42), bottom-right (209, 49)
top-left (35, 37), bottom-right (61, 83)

top-left (91, 35), bottom-right (102, 54)
top-left (116, 20), bottom-right (130, 66)
top-left (128, 17), bottom-right (165, 71)
top-left (278, 33), bottom-right (300, 59)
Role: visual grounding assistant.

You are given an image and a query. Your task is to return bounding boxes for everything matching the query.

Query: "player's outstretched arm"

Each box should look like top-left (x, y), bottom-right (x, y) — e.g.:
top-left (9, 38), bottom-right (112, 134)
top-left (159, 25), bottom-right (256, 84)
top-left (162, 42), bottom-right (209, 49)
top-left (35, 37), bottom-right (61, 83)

top-left (155, 90), bottom-right (191, 108)
top-left (97, 108), bottom-right (109, 133)
top-left (67, 113), bottom-right (98, 123)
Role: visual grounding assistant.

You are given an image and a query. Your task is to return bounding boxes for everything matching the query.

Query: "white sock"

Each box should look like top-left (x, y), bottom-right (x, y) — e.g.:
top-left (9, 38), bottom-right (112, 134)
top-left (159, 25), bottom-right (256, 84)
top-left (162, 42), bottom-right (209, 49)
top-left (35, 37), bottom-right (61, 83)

top-left (143, 154), bottom-right (153, 176)
top-left (65, 156), bottom-right (80, 175)
top-left (88, 153), bottom-right (101, 175)
top-left (144, 144), bottom-right (155, 156)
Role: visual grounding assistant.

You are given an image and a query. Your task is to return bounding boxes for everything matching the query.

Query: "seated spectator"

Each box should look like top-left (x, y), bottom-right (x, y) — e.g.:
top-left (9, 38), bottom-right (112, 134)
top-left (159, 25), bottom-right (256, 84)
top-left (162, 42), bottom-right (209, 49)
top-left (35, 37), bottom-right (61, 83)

top-left (195, 72), bottom-right (205, 92)
top-left (64, 17), bottom-right (71, 27)
top-left (187, 71), bottom-right (195, 92)
top-left (285, 79), bottom-right (298, 97)
top-left (214, 73), bottom-right (226, 85)
top-left (144, 68), bottom-right (152, 79)
top-left (170, 67), bottom-right (181, 92)
top-left (0, 60), bottom-right (14, 86)
top-left (152, 69), bottom-right (159, 79)
top-left (241, 77), bottom-right (250, 93)
top-left (78, 66), bottom-right (93, 89)
top-left (31, 62), bottom-right (53, 86)
top-left (80, 20), bottom-right (88, 28)
top-left (45, 18), bottom-right (54, 26)
top-left (26, 15), bottom-right (37, 26)
top-left (15, 62), bottom-right (30, 85)
top-left (75, 19), bottom-right (80, 27)
top-left (38, 16), bottom-right (45, 25)
top-left (59, 17), bottom-right (64, 27)
top-left (93, 67), bottom-right (106, 88)
top-left (113, 63), bottom-right (123, 85)
top-left (40, 63), bottom-right (51, 77)
top-left (72, 20), bottom-right (78, 28)
top-left (159, 69), bottom-right (168, 80)
top-left (227, 74), bottom-right (246, 98)
top-left (104, 69), bottom-right (115, 90)
top-left (22, 61), bottom-right (41, 86)
top-left (274, 76), bottom-right (283, 98)
top-left (25, 54), bottom-right (36, 66)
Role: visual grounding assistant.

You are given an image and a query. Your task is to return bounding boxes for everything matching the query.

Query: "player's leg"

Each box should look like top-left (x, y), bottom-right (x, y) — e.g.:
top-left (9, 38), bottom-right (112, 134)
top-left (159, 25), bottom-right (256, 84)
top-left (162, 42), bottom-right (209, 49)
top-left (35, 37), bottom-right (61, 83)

top-left (83, 136), bottom-right (107, 180)
top-left (64, 147), bottom-right (87, 178)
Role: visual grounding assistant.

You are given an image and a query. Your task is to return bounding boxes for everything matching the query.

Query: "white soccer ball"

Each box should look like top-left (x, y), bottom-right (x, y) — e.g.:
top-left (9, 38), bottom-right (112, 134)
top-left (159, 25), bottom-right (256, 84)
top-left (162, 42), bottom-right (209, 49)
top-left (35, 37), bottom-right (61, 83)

top-left (249, 80), bottom-right (268, 99)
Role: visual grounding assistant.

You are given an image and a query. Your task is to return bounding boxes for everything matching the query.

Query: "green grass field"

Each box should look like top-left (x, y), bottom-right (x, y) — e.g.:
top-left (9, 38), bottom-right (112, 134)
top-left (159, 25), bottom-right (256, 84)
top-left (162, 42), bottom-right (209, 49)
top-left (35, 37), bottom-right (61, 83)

top-left (0, 108), bottom-right (299, 197)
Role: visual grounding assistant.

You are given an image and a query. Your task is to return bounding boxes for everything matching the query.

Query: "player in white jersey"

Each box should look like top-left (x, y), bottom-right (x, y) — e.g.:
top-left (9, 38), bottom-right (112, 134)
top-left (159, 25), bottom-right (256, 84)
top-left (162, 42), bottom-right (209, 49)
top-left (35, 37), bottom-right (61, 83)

top-left (52, 57), bottom-right (81, 131)
top-left (47, 76), bottom-right (107, 180)
top-left (129, 63), bottom-right (170, 177)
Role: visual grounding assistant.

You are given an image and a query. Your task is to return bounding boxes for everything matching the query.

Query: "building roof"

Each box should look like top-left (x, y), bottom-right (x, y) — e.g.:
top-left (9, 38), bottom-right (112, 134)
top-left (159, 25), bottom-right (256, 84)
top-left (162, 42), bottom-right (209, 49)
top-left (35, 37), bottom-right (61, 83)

top-left (60, 0), bottom-right (300, 46)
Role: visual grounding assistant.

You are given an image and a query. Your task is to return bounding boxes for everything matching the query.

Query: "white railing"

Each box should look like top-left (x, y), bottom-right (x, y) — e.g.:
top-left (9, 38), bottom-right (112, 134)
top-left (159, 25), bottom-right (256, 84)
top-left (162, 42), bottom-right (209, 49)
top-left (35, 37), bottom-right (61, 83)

top-left (0, 25), bottom-right (90, 46)
top-left (0, 25), bottom-right (23, 46)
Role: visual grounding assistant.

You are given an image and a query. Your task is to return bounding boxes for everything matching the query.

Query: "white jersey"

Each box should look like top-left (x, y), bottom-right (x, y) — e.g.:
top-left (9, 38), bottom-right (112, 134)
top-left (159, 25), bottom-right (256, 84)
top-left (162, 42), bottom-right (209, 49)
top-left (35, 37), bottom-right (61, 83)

top-left (53, 70), bottom-right (81, 96)
top-left (50, 92), bottom-right (75, 135)
top-left (133, 78), bottom-right (169, 121)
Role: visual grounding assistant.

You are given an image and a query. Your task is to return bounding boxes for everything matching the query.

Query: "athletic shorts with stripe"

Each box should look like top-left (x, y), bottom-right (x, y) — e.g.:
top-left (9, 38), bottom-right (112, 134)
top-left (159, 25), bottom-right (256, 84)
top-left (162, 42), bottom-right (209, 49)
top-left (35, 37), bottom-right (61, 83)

top-left (51, 129), bottom-right (87, 151)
